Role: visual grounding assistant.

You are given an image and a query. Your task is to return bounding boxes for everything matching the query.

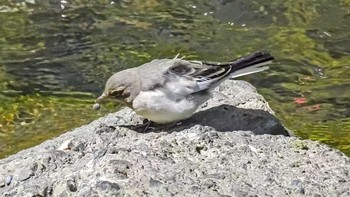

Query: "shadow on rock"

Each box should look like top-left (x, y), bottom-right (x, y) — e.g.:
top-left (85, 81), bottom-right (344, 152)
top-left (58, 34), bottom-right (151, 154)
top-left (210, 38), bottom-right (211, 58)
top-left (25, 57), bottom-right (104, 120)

top-left (121, 104), bottom-right (290, 136)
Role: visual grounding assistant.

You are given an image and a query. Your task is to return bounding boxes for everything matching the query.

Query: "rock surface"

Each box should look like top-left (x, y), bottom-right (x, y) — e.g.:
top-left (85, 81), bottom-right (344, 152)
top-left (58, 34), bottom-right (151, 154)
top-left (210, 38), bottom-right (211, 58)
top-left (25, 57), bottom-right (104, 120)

top-left (1, 80), bottom-right (349, 197)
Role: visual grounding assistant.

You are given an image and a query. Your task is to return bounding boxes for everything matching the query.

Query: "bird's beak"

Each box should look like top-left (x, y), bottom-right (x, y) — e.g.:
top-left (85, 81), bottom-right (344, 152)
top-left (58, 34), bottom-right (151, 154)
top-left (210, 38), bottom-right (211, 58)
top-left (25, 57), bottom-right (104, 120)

top-left (95, 92), bottom-right (108, 103)
top-left (93, 92), bottom-right (108, 110)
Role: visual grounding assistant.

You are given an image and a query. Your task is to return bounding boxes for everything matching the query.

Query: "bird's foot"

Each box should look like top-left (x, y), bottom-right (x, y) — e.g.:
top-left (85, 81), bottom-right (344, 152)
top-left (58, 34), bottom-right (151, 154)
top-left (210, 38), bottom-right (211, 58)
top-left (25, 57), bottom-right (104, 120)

top-left (132, 119), bottom-right (182, 132)
top-left (130, 119), bottom-right (155, 132)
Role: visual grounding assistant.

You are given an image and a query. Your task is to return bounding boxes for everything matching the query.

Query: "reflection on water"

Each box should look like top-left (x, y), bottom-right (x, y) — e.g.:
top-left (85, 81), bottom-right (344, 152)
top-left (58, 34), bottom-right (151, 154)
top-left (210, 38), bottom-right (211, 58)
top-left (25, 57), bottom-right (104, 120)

top-left (0, 0), bottom-right (349, 158)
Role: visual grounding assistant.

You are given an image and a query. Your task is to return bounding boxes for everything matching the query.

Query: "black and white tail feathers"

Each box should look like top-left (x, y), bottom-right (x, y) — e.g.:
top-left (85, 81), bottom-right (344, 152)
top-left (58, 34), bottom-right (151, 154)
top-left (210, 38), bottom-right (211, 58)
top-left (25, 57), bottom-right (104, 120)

top-left (168, 51), bottom-right (274, 93)
top-left (202, 51), bottom-right (274, 79)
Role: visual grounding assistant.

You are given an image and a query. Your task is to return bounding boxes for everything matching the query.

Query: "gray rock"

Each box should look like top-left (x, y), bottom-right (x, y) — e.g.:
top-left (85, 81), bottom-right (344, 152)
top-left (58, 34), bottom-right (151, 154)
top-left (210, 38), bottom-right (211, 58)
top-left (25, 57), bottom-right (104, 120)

top-left (0, 80), bottom-right (349, 197)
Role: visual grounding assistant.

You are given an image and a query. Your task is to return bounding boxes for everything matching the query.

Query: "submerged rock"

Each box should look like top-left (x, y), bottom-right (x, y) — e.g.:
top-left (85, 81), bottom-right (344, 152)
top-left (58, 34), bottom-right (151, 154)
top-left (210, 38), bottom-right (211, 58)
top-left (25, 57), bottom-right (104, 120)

top-left (0, 80), bottom-right (349, 196)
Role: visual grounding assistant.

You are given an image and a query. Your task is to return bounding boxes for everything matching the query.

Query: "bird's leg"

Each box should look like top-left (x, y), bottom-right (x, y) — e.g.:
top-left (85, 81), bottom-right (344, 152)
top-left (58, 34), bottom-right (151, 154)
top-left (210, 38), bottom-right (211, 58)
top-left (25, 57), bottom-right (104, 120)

top-left (130, 118), bottom-right (156, 132)
top-left (141, 118), bottom-right (154, 132)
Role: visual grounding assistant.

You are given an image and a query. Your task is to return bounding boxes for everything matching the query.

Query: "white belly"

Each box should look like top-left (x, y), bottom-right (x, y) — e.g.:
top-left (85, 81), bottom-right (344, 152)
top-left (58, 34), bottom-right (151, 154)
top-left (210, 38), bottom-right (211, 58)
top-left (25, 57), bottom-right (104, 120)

top-left (132, 90), bottom-right (198, 124)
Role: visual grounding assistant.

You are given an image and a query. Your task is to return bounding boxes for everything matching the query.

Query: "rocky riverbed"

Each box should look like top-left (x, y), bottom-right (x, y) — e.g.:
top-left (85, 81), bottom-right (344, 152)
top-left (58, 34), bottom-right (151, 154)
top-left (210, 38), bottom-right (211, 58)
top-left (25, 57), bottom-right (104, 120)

top-left (0, 80), bottom-right (349, 196)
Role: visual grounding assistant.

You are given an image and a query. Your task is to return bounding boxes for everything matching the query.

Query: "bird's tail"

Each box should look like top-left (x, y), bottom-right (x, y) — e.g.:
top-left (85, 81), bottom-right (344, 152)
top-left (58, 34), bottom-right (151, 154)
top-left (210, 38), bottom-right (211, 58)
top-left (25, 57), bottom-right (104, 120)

top-left (228, 51), bottom-right (274, 78)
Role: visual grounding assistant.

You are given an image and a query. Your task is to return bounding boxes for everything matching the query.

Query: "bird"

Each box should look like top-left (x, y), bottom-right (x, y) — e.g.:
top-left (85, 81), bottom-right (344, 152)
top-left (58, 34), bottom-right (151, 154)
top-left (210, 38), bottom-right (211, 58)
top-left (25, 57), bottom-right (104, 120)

top-left (93, 51), bottom-right (274, 126)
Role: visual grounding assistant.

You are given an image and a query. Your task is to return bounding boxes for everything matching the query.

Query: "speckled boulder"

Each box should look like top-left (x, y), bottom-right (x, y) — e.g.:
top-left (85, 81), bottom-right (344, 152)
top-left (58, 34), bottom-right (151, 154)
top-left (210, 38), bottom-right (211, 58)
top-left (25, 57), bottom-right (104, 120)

top-left (1, 80), bottom-right (349, 197)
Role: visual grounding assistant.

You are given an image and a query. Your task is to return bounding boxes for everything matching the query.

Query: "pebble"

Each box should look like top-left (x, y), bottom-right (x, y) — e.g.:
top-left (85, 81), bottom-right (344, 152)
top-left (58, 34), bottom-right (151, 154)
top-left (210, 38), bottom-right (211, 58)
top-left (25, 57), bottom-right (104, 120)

top-left (71, 143), bottom-right (85, 152)
top-left (96, 181), bottom-right (120, 191)
top-left (149, 178), bottom-right (162, 187)
top-left (290, 179), bottom-right (301, 187)
top-left (94, 149), bottom-right (107, 159)
top-left (5, 175), bottom-right (13, 186)
top-left (92, 103), bottom-right (101, 110)
top-left (57, 140), bottom-right (72, 151)
top-left (67, 179), bottom-right (77, 192)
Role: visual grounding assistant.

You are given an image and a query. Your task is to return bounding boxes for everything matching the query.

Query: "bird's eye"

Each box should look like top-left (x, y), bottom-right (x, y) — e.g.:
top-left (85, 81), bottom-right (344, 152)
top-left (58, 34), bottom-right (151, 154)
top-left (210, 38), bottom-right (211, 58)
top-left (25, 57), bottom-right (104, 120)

top-left (170, 64), bottom-right (191, 75)
top-left (110, 90), bottom-right (121, 97)
top-left (110, 86), bottom-right (125, 97)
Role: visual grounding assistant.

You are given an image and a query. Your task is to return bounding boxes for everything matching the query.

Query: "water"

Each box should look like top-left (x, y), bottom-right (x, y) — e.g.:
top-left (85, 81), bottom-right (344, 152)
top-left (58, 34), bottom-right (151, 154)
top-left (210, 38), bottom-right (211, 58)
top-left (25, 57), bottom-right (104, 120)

top-left (0, 0), bottom-right (349, 158)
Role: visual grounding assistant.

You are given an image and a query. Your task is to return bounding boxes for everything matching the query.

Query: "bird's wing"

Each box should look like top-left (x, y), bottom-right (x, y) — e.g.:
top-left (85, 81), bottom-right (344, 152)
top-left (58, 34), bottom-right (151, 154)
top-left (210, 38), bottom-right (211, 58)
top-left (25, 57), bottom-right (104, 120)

top-left (167, 60), bottom-right (232, 91)
top-left (136, 58), bottom-right (227, 97)
top-left (160, 59), bottom-right (232, 99)
top-left (163, 51), bottom-right (273, 97)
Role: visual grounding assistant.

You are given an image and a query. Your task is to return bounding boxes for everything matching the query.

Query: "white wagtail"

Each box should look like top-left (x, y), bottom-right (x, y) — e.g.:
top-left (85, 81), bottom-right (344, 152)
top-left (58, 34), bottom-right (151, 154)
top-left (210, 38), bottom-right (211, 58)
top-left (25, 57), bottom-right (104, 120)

top-left (94, 51), bottom-right (274, 125)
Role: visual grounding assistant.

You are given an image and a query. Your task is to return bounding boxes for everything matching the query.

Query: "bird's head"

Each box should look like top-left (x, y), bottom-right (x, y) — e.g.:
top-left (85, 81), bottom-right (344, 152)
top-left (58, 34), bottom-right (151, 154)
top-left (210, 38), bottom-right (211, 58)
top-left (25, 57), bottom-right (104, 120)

top-left (94, 71), bottom-right (133, 106)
